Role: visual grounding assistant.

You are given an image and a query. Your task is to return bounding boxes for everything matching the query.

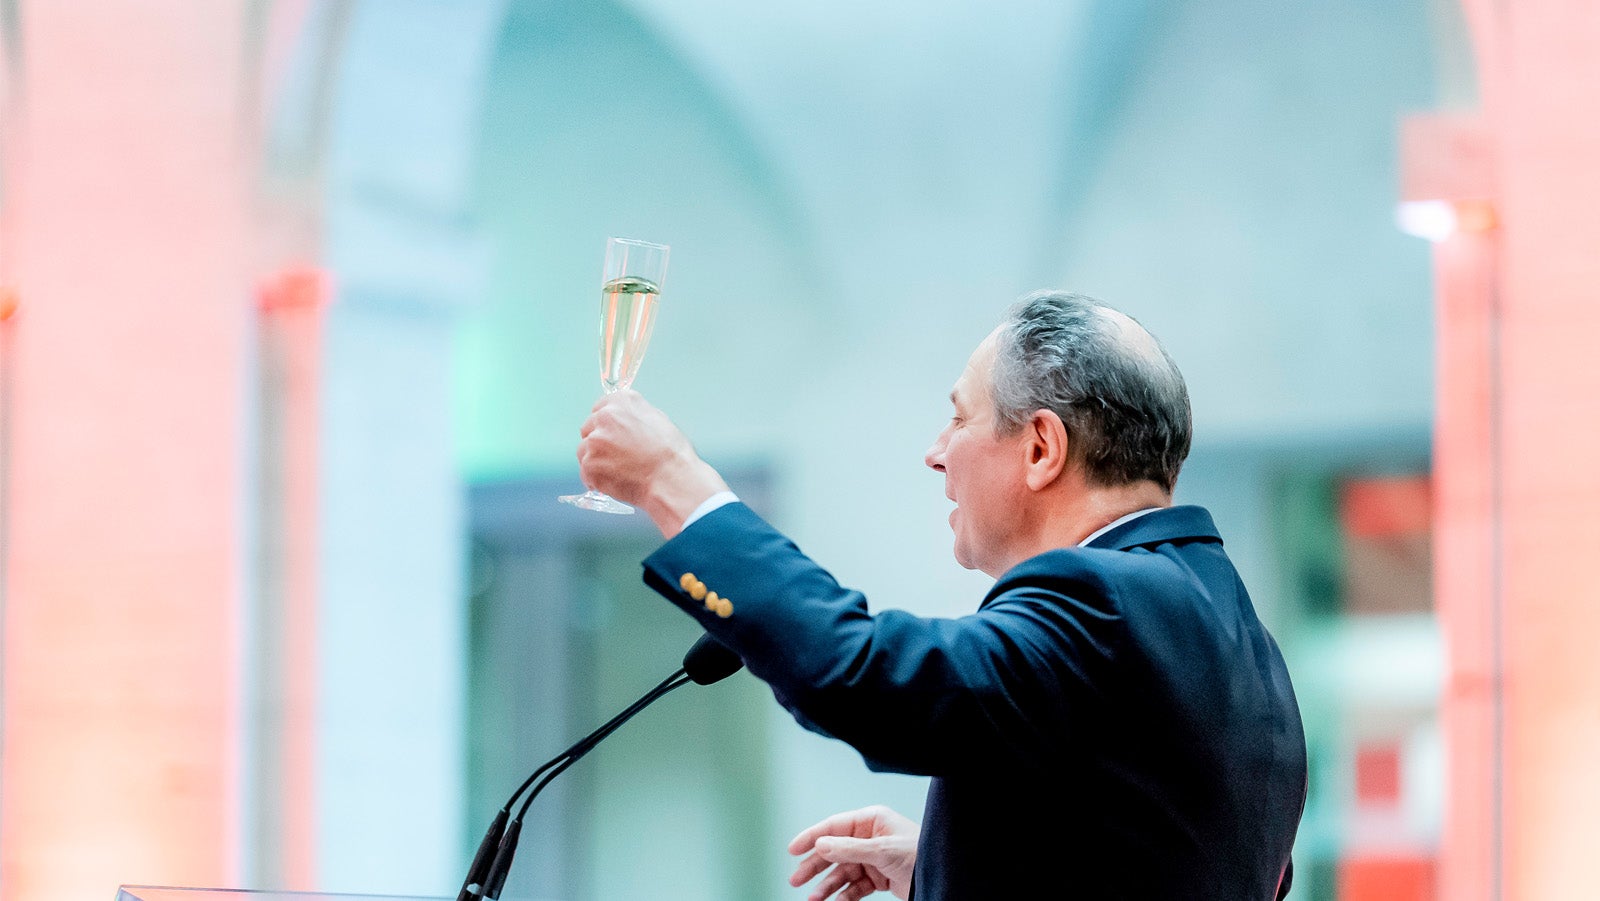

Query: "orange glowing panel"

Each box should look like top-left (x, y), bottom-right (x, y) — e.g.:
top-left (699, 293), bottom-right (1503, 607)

top-left (1338, 856), bottom-right (1435, 901)
top-left (1341, 476), bottom-right (1432, 617)
top-left (1341, 477), bottom-right (1431, 539)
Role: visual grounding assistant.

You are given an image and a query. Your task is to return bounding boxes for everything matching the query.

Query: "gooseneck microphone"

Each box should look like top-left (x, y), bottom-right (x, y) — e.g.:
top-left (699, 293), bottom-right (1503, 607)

top-left (457, 633), bottom-right (744, 901)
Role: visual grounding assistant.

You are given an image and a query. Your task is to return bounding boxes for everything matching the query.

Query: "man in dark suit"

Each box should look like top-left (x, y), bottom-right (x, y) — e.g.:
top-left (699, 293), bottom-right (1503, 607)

top-left (576, 290), bottom-right (1307, 900)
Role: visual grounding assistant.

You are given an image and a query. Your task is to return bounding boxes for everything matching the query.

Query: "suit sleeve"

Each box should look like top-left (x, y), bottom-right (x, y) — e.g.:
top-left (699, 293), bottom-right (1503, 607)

top-left (641, 502), bottom-right (1124, 776)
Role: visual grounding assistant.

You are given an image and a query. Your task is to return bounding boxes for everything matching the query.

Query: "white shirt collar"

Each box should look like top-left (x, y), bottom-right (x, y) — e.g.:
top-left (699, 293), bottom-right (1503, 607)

top-left (1077, 506), bottom-right (1164, 547)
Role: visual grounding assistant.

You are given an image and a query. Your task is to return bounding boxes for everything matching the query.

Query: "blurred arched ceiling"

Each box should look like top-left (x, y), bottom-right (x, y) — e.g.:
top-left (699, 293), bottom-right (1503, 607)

top-left (264, 0), bottom-right (1461, 470)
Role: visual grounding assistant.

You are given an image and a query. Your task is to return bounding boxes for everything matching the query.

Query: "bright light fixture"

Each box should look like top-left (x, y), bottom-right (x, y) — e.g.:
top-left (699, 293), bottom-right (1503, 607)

top-left (1396, 200), bottom-right (1459, 242)
top-left (1396, 199), bottom-right (1497, 242)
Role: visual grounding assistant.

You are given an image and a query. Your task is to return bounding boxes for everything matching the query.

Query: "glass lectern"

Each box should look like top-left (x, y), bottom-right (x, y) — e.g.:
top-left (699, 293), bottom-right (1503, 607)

top-left (116, 888), bottom-right (561, 901)
top-left (118, 891), bottom-right (444, 901)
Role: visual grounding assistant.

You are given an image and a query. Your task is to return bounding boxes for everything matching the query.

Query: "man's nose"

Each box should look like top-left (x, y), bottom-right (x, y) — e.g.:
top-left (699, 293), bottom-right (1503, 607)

top-left (925, 433), bottom-right (947, 472)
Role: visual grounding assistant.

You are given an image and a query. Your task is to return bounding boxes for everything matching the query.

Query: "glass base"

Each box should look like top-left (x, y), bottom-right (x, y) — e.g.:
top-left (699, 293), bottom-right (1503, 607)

top-left (559, 489), bottom-right (636, 514)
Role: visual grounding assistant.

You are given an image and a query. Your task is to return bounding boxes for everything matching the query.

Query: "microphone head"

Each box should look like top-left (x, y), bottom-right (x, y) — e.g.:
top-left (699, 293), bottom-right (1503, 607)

top-left (683, 633), bottom-right (744, 685)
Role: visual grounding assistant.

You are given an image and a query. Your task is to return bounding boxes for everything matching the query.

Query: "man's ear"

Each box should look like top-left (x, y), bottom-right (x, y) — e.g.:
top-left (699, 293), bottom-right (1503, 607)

top-left (1024, 409), bottom-right (1069, 491)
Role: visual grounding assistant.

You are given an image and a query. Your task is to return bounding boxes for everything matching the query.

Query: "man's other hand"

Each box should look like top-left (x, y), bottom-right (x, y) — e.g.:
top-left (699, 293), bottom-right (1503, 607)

top-left (788, 805), bottom-right (919, 901)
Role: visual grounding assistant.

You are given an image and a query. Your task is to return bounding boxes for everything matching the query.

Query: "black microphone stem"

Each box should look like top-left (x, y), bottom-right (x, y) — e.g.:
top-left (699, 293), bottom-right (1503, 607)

top-left (512, 670), bottom-right (692, 823)
top-left (503, 667), bottom-right (688, 818)
top-left (461, 633), bottom-right (742, 901)
top-left (478, 669), bottom-right (694, 900)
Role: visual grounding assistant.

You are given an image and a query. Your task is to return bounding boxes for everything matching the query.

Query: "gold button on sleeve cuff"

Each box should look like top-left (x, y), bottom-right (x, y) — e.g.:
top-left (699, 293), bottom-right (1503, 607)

top-left (679, 573), bottom-right (697, 591)
top-left (689, 582), bottom-right (708, 601)
top-left (715, 598), bottom-right (733, 618)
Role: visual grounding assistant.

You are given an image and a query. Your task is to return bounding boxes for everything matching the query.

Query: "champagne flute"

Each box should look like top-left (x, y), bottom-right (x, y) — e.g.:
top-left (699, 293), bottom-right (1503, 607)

top-left (560, 236), bottom-right (670, 514)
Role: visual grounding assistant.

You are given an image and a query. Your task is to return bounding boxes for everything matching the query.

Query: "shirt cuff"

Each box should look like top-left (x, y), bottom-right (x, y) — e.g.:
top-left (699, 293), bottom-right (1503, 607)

top-left (682, 490), bottom-right (739, 529)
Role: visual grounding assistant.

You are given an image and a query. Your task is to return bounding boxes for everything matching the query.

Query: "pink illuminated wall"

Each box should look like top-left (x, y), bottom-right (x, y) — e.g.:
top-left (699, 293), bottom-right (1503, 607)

top-left (1493, 6), bottom-right (1600, 898)
top-left (0, 4), bottom-right (319, 900)
top-left (0, 4), bottom-right (250, 897)
top-left (1423, 1), bottom-right (1600, 898)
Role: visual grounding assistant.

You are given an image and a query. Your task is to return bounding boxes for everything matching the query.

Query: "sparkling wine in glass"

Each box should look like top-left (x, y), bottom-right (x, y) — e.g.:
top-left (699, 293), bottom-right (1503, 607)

top-left (560, 236), bottom-right (669, 514)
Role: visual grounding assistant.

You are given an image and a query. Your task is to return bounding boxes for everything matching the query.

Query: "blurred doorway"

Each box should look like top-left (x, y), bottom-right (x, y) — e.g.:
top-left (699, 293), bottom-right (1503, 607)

top-left (1275, 469), bottom-right (1440, 901)
top-left (466, 471), bottom-right (775, 901)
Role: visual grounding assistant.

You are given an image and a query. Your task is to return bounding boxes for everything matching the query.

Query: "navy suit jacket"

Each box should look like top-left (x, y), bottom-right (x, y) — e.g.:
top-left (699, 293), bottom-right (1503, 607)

top-left (642, 502), bottom-right (1307, 900)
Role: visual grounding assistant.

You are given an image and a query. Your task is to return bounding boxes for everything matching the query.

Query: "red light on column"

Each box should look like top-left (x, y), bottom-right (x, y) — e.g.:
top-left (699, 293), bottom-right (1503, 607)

top-left (0, 286), bottom-right (18, 320)
top-left (252, 261), bottom-right (330, 889)
top-left (258, 265), bottom-right (331, 312)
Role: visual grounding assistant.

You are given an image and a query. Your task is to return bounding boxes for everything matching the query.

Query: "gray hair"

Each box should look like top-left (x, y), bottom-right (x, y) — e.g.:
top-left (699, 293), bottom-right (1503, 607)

top-left (990, 290), bottom-right (1192, 492)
